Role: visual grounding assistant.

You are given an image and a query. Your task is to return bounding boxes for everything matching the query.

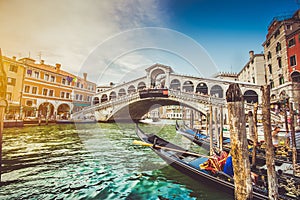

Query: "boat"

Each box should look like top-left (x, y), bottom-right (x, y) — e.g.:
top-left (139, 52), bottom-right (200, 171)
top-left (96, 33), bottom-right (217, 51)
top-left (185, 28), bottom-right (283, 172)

top-left (175, 121), bottom-right (299, 165)
top-left (135, 125), bottom-right (300, 199)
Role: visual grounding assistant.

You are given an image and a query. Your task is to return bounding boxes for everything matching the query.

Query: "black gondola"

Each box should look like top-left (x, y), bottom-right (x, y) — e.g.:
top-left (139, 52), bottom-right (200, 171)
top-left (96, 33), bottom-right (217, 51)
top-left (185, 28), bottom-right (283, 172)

top-left (175, 121), bottom-right (296, 166)
top-left (135, 124), bottom-right (300, 200)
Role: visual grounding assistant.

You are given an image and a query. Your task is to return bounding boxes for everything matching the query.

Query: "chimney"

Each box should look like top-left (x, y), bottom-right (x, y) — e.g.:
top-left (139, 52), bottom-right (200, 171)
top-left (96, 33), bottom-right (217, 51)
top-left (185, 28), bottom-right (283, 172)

top-left (83, 72), bottom-right (87, 81)
top-left (55, 63), bottom-right (61, 71)
top-left (12, 56), bottom-right (16, 61)
top-left (249, 50), bottom-right (254, 59)
top-left (40, 60), bottom-right (45, 65)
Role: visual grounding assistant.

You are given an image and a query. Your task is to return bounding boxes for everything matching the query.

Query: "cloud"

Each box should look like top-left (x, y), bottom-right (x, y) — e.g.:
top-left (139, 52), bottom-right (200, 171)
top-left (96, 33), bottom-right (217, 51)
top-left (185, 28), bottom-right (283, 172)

top-left (0, 0), bottom-right (166, 76)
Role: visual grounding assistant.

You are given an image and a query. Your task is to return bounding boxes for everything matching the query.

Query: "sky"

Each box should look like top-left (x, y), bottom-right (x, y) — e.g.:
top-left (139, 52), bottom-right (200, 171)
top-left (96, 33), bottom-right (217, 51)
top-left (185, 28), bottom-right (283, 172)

top-left (0, 0), bottom-right (299, 85)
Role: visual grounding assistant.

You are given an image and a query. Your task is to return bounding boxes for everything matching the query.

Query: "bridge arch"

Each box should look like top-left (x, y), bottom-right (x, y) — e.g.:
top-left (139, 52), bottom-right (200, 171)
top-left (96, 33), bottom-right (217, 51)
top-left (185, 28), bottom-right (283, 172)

top-left (210, 85), bottom-right (223, 98)
top-left (243, 90), bottom-right (258, 103)
top-left (170, 79), bottom-right (181, 90)
top-left (109, 91), bottom-right (117, 100)
top-left (150, 68), bottom-right (166, 88)
top-left (138, 82), bottom-right (146, 90)
top-left (128, 85), bottom-right (136, 94)
top-left (196, 82), bottom-right (208, 95)
top-left (118, 88), bottom-right (126, 97)
top-left (101, 94), bottom-right (108, 103)
top-left (93, 97), bottom-right (100, 105)
top-left (182, 81), bottom-right (194, 92)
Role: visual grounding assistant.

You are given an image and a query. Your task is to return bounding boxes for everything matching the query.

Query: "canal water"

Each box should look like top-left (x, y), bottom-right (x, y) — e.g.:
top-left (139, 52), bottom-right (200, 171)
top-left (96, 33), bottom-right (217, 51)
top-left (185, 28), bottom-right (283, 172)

top-left (0, 123), bottom-right (232, 200)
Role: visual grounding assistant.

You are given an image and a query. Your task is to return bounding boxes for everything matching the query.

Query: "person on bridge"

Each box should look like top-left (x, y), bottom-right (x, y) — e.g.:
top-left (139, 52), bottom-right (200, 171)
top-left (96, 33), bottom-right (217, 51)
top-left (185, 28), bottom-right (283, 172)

top-left (271, 126), bottom-right (280, 147)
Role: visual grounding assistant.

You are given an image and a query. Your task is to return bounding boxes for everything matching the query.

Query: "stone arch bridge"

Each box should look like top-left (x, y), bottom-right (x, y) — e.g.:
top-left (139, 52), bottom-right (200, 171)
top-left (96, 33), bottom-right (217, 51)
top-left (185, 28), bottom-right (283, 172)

top-left (72, 64), bottom-right (264, 122)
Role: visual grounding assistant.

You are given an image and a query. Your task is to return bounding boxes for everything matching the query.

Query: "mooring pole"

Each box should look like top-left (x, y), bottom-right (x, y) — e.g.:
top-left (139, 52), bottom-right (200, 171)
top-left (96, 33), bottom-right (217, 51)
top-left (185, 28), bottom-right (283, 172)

top-left (209, 104), bottom-right (213, 156)
top-left (214, 107), bottom-right (219, 149)
top-left (0, 48), bottom-right (8, 182)
top-left (226, 83), bottom-right (253, 199)
top-left (261, 85), bottom-right (278, 199)
top-left (289, 103), bottom-right (297, 175)
top-left (251, 103), bottom-right (259, 167)
top-left (219, 105), bottom-right (224, 152)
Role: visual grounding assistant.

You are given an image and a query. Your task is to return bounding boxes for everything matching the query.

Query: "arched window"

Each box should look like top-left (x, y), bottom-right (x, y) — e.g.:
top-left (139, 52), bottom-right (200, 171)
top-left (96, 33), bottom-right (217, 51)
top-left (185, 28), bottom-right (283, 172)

top-left (128, 85), bottom-right (136, 94)
top-left (93, 97), bottom-right (99, 105)
top-left (210, 85), bottom-right (223, 98)
top-left (137, 82), bottom-right (146, 90)
top-left (109, 91), bottom-right (117, 100)
top-left (291, 71), bottom-right (300, 83)
top-left (170, 79), bottom-right (181, 90)
top-left (182, 81), bottom-right (194, 92)
top-left (243, 90), bottom-right (258, 103)
top-left (196, 82), bottom-right (208, 95)
top-left (101, 94), bottom-right (108, 103)
top-left (118, 88), bottom-right (126, 96)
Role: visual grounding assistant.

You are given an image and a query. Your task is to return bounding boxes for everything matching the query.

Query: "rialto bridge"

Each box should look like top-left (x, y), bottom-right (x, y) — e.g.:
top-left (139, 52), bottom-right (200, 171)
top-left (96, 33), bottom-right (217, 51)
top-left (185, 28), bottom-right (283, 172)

top-left (72, 64), bottom-right (265, 122)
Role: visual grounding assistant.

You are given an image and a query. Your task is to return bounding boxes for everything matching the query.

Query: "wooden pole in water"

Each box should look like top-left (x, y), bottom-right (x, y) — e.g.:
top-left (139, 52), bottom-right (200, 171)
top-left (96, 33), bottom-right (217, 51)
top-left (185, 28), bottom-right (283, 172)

top-left (214, 107), bottom-right (219, 149)
top-left (0, 48), bottom-right (8, 183)
top-left (226, 83), bottom-right (253, 200)
top-left (219, 105), bottom-right (224, 152)
top-left (289, 103), bottom-right (297, 175)
top-left (209, 104), bottom-right (213, 156)
top-left (251, 103), bottom-right (259, 167)
top-left (261, 85), bottom-right (278, 199)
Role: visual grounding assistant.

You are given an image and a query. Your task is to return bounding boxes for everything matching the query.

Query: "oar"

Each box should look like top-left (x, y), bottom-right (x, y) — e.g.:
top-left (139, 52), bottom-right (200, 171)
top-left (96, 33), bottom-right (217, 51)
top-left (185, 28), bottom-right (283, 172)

top-left (133, 140), bottom-right (211, 158)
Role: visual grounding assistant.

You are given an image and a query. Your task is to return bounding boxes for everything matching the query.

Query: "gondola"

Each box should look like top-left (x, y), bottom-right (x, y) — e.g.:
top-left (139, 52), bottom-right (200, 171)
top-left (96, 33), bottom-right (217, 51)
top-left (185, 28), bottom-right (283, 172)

top-left (175, 121), bottom-right (296, 166)
top-left (135, 124), bottom-right (300, 200)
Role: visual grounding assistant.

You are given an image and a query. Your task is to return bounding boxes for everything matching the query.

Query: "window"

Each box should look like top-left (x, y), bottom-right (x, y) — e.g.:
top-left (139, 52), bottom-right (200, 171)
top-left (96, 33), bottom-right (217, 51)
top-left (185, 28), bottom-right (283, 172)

top-left (274, 29), bottom-right (280, 38)
top-left (44, 74), bottom-right (49, 81)
top-left (50, 75), bottom-right (55, 82)
top-left (270, 81), bottom-right (274, 89)
top-left (26, 69), bottom-right (32, 77)
top-left (60, 92), bottom-right (65, 98)
top-left (42, 88), bottom-right (48, 96)
top-left (49, 90), bottom-right (54, 97)
top-left (32, 87), bottom-right (37, 94)
top-left (9, 65), bottom-right (18, 73)
top-left (81, 84), bottom-right (83, 89)
top-left (7, 77), bottom-right (16, 86)
top-left (62, 78), bottom-right (66, 85)
top-left (290, 55), bottom-right (296, 66)
top-left (26, 100), bottom-right (33, 106)
top-left (87, 96), bottom-right (91, 102)
top-left (79, 94), bottom-right (83, 101)
top-left (276, 42), bottom-right (281, 52)
top-left (267, 51), bottom-right (272, 60)
top-left (266, 40), bottom-right (270, 47)
top-left (279, 76), bottom-right (284, 85)
top-left (6, 93), bottom-right (12, 101)
top-left (286, 24), bottom-right (291, 30)
top-left (66, 92), bottom-right (70, 99)
top-left (34, 71), bottom-right (39, 79)
top-left (288, 38), bottom-right (295, 47)
top-left (24, 85), bottom-right (30, 93)
top-left (268, 64), bottom-right (272, 74)
top-left (75, 94), bottom-right (79, 100)
top-left (76, 82), bottom-right (80, 87)
top-left (278, 57), bottom-right (282, 68)
top-left (67, 80), bottom-right (71, 86)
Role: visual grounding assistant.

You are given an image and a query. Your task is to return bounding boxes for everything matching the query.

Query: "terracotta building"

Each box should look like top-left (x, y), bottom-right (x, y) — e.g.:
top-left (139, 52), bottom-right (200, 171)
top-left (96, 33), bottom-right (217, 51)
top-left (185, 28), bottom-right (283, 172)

top-left (19, 57), bottom-right (96, 120)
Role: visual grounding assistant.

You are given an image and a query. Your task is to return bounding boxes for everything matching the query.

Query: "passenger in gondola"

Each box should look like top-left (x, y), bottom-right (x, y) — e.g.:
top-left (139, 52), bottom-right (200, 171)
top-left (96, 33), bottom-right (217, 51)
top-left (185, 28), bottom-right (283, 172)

top-left (223, 154), bottom-right (233, 177)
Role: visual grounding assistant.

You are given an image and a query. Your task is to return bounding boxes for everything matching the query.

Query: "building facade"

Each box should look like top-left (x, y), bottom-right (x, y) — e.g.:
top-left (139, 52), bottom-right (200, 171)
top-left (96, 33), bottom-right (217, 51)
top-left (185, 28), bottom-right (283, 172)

top-left (18, 57), bottom-right (96, 120)
top-left (2, 56), bottom-right (25, 120)
top-left (263, 9), bottom-right (300, 107)
top-left (237, 51), bottom-right (265, 85)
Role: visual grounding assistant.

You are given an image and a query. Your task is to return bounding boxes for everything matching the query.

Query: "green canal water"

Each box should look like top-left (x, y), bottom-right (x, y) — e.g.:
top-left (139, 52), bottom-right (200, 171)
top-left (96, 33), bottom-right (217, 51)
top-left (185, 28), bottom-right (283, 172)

top-left (0, 123), bottom-right (232, 200)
